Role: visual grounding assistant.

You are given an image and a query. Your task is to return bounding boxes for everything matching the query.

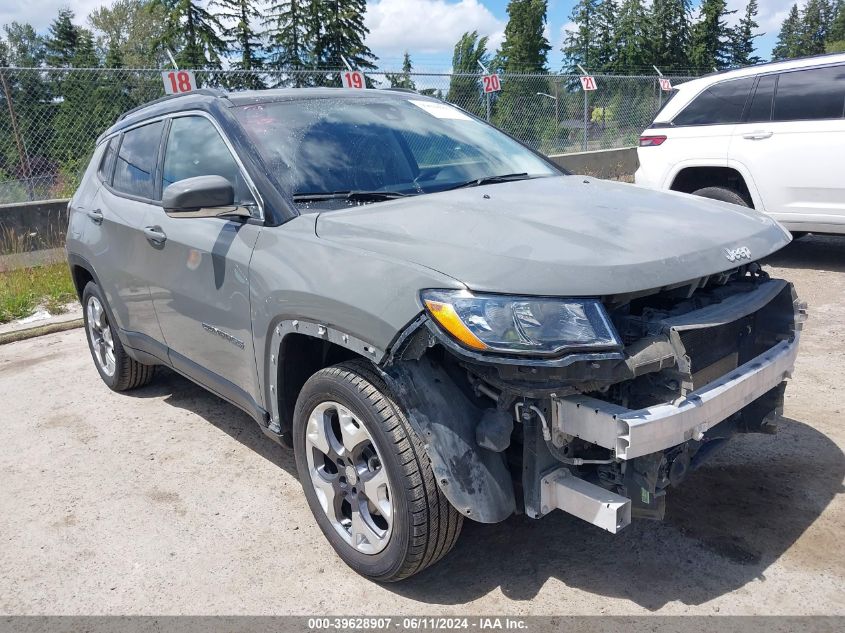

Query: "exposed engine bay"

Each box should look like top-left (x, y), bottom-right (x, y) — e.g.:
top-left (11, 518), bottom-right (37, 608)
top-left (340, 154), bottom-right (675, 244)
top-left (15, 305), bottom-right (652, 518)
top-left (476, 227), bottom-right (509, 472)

top-left (385, 263), bottom-right (806, 532)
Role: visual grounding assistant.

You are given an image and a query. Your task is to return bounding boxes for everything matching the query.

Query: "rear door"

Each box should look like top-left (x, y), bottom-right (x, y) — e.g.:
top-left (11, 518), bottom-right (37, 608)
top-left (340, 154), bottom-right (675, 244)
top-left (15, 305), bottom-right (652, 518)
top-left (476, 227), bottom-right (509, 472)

top-left (729, 64), bottom-right (845, 227)
top-left (88, 121), bottom-right (167, 348)
top-left (143, 113), bottom-right (263, 403)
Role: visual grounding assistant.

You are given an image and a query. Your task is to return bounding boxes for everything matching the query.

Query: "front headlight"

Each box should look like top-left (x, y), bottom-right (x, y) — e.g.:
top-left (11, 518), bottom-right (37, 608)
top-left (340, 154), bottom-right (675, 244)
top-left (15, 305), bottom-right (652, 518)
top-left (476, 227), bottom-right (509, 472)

top-left (421, 289), bottom-right (621, 356)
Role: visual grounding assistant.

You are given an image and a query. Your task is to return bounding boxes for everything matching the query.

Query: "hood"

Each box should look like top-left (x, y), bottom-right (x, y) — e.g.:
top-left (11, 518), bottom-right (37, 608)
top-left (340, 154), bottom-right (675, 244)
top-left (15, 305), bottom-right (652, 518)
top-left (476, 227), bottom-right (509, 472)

top-left (315, 176), bottom-right (791, 297)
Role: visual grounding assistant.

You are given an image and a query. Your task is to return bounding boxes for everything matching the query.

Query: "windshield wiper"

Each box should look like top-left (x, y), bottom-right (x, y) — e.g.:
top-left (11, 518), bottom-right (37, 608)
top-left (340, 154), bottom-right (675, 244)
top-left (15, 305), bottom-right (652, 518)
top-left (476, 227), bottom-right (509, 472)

top-left (442, 172), bottom-right (533, 191)
top-left (292, 190), bottom-right (410, 203)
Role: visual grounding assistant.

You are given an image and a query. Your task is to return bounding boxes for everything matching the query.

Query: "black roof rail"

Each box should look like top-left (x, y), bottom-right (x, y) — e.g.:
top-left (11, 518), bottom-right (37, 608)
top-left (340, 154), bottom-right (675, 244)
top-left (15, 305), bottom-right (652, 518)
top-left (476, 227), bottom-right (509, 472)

top-left (117, 88), bottom-right (229, 121)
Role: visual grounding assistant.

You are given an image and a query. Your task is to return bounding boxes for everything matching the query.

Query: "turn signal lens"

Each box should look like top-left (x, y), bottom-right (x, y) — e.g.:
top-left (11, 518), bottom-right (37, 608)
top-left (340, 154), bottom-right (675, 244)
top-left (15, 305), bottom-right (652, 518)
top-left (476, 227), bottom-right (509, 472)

top-left (639, 135), bottom-right (667, 147)
top-left (423, 299), bottom-right (488, 351)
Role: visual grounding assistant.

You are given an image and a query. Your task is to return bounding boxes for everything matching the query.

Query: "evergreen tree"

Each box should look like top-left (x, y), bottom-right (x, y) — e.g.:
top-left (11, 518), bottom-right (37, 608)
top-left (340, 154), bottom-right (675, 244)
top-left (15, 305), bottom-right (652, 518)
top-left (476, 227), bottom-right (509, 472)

top-left (89, 0), bottom-right (172, 68)
top-left (772, 4), bottom-right (802, 59)
top-left (386, 52), bottom-right (416, 90)
top-left (562, 0), bottom-right (599, 72)
top-left (45, 9), bottom-right (81, 67)
top-left (689, 0), bottom-right (734, 71)
top-left (150, 0), bottom-right (227, 69)
top-left (612, 0), bottom-right (649, 72)
top-left (265, 0), bottom-right (313, 84)
top-left (650, 0), bottom-right (692, 72)
top-left (798, 0), bottom-right (834, 55)
top-left (446, 31), bottom-right (489, 117)
top-left (212, 1), bottom-right (264, 72)
top-left (593, 0), bottom-right (618, 72)
top-left (730, 0), bottom-right (763, 66)
top-left (313, 0), bottom-right (377, 79)
top-left (828, 2), bottom-right (845, 50)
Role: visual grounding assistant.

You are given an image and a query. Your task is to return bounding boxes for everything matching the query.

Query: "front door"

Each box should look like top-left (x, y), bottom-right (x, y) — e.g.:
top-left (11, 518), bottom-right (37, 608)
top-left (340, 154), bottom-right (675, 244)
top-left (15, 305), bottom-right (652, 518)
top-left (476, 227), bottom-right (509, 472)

top-left (143, 114), bottom-right (263, 403)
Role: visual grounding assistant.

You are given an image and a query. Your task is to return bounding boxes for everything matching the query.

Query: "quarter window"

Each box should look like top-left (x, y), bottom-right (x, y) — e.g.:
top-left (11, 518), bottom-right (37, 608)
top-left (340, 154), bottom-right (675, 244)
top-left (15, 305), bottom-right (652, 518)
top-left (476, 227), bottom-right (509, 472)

top-left (773, 65), bottom-right (845, 121)
top-left (112, 121), bottom-right (164, 199)
top-left (674, 77), bottom-right (755, 126)
top-left (98, 136), bottom-right (119, 184)
top-left (162, 116), bottom-right (252, 206)
top-left (746, 74), bottom-right (776, 123)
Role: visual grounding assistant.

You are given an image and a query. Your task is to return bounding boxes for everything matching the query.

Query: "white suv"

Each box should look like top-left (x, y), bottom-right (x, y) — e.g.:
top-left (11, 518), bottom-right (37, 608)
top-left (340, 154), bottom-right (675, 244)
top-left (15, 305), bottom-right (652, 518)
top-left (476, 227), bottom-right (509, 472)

top-left (635, 53), bottom-right (845, 235)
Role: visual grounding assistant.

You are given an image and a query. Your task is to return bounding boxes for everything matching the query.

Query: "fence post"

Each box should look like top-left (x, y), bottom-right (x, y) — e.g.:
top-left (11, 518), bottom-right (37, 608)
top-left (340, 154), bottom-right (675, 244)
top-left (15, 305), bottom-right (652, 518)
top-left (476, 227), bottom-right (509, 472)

top-left (583, 88), bottom-right (589, 152)
top-left (486, 91), bottom-right (491, 122)
top-left (0, 70), bottom-right (34, 201)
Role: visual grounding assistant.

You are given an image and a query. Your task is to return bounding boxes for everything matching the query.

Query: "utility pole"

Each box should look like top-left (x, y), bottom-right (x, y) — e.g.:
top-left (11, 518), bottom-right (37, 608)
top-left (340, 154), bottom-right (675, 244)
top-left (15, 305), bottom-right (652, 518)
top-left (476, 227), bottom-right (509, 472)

top-left (0, 70), bottom-right (34, 201)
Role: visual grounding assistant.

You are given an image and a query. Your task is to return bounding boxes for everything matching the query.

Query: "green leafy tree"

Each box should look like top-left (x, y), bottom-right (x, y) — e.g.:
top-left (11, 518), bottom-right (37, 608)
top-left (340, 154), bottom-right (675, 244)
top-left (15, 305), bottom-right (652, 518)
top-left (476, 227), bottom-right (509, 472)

top-left (446, 31), bottom-right (489, 117)
top-left (827, 2), bottom-right (845, 50)
top-left (612, 0), bottom-right (649, 72)
top-left (730, 0), bottom-right (763, 66)
top-left (45, 9), bottom-right (81, 67)
top-left (650, 0), bottom-right (692, 72)
top-left (689, 0), bottom-right (735, 71)
top-left (386, 52), bottom-right (416, 90)
top-left (312, 0), bottom-right (377, 86)
top-left (150, 0), bottom-right (227, 69)
top-left (88, 0), bottom-right (172, 68)
top-left (562, 0), bottom-right (599, 72)
top-left (772, 4), bottom-right (802, 59)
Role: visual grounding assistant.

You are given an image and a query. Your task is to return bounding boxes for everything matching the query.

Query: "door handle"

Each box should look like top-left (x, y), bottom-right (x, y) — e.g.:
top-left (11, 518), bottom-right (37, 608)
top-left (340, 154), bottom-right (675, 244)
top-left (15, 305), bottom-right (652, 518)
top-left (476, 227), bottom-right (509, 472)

top-left (86, 208), bottom-right (104, 224)
top-left (742, 130), bottom-right (773, 140)
top-left (143, 225), bottom-right (167, 246)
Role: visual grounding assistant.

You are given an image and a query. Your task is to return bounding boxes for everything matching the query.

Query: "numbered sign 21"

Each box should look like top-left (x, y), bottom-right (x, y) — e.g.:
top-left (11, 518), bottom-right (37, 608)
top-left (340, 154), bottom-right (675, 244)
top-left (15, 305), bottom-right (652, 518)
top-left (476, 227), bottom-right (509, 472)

top-left (162, 70), bottom-right (196, 95)
top-left (342, 70), bottom-right (366, 89)
top-left (482, 74), bottom-right (501, 93)
top-left (659, 77), bottom-right (673, 92)
top-left (579, 75), bottom-right (597, 92)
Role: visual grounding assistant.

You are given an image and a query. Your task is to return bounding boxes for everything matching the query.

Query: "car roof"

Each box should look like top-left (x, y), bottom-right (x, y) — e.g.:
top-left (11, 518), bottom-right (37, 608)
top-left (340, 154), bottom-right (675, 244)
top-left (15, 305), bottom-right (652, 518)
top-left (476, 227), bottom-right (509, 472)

top-left (98, 87), bottom-right (426, 143)
top-left (654, 52), bottom-right (845, 122)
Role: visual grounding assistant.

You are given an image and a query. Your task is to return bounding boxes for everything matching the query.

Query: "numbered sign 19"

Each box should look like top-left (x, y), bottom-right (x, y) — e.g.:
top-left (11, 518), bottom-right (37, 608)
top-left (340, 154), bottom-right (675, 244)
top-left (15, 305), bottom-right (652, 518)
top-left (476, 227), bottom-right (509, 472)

top-left (659, 77), bottom-right (673, 92)
top-left (579, 75), bottom-right (597, 92)
top-left (482, 74), bottom-right (501, 93)
top-left (162, 70), bottom-right (197, 95)
top-left (342, 70), bottom-right (366, 89)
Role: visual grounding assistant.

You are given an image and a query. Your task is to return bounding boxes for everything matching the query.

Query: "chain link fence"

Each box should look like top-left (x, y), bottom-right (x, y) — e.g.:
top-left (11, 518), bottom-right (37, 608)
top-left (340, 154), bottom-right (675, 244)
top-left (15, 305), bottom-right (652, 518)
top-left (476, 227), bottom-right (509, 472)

top-left (0, 67), bottom-right (695, 204)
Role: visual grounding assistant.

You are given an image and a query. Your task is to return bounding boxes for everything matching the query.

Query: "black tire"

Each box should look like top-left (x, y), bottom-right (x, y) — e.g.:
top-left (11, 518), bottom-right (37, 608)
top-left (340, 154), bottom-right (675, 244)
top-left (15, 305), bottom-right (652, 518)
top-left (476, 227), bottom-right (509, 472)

top-left (692, 186), bottom-right (750, 207)
top-left (293, 360), bottom-right (463, 582)
top-left (81, 281), bottom-right (155, 392)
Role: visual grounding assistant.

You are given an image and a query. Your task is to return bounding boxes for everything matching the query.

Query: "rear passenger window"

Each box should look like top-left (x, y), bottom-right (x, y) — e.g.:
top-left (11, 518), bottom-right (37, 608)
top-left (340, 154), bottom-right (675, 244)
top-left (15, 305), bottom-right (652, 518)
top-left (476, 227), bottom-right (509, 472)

top-left (98, 137), bottom-right (119, 184)
top-left (674, 77), bottom-right (755, 126)
top-left (746, 74), bottom-right (776, 123)
top-left (773, 65), bottom-right (845, 121)
top-left (112, 121), bottom-right (164, 200)
top-left (162, 116), bottom-right (252, 205)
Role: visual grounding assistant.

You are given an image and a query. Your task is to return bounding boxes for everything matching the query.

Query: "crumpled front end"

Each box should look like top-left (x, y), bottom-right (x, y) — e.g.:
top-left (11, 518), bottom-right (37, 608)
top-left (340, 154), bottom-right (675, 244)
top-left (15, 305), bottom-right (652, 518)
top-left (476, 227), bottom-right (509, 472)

top-left (383, 264), bottom-right (806, 532)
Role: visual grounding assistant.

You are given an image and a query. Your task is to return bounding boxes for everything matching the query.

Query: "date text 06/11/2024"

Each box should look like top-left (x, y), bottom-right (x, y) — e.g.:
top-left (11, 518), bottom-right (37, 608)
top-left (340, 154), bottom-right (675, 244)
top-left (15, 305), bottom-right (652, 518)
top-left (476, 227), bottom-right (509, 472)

top-left (306, 617), bottom-right (529, 630)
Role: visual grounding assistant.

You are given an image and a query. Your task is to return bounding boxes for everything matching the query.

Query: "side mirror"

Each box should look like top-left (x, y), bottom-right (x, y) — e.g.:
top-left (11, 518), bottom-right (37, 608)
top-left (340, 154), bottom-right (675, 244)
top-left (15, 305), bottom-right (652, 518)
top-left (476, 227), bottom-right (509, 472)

top-left (162, 175), bottom-right (251, 219)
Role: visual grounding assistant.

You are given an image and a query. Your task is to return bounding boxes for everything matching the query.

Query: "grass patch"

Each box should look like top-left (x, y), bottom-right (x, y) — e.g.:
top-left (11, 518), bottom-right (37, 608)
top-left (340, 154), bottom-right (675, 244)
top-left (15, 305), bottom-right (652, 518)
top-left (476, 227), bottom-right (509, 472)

top-left (0, 262), bottom-right (78, 324)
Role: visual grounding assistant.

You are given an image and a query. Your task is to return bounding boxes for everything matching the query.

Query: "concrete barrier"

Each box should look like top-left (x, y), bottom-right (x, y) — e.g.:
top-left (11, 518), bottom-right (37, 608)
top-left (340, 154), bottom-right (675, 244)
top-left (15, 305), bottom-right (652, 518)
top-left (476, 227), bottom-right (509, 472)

top-left (548, 147), bottom-right (639, 181)
top-left (0, 199), bottom-right (69, 252)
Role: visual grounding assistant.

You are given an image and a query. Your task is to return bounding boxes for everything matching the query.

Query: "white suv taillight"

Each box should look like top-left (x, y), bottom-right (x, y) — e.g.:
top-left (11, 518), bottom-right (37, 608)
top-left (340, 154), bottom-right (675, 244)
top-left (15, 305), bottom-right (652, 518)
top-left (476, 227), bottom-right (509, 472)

top-left (639, 135), bottom-right (667, 147)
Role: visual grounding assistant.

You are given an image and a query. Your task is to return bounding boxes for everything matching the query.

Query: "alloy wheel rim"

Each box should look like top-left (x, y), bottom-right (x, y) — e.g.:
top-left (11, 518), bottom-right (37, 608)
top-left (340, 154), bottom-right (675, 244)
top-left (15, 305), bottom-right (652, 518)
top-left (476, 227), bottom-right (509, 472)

top-left (304, 401), bottom-right (393, 555)
top-left (86, 296), bottom-right (116, 377)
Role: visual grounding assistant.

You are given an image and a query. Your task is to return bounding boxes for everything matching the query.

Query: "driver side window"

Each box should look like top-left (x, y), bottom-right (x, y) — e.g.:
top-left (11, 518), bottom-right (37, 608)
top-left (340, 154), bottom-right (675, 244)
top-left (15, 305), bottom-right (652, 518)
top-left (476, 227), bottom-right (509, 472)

top-left (162, 116), bottom-right (256, 212)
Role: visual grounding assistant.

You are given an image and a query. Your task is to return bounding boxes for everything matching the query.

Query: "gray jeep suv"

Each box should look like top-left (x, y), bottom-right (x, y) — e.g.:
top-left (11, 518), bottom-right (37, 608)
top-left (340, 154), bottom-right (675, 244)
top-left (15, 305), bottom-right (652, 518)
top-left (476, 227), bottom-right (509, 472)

top-left (67, 88), bottom-right (804, 581)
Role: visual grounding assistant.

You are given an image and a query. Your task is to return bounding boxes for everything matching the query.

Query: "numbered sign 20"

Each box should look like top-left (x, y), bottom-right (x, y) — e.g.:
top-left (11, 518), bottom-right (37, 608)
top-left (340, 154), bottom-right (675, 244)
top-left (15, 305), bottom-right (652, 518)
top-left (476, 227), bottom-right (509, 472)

top-left (342, 70), bottom-right (366, 89)
top-left (659, 77), bottom-right (673, 92)
top-left (482, 74), bottom-right (501, 93)
top-left (579, 75), bottom-right (597, 92)
top-left (162, 70), bottom-right (196, 95)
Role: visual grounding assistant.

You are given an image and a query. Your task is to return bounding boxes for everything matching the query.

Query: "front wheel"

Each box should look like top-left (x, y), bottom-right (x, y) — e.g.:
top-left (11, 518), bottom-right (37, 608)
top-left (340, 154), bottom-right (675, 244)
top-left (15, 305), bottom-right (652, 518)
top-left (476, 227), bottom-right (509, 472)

top-left (293, 361), bottom-right (463, 582)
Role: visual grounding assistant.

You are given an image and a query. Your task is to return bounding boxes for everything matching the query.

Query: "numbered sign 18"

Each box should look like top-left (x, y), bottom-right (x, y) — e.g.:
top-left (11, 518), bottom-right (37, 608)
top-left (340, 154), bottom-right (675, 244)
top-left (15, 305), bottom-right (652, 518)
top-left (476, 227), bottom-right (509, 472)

top-left (162, 70), bottom-right (197, 95)
top-left (579, 75), bottom-right (598, 92)
top-left (482, 74), bottom-right (501, 93)
top-left (659, 77), bottom-right (673, 92)
top-left (342, 70), bottom-right (366, 89)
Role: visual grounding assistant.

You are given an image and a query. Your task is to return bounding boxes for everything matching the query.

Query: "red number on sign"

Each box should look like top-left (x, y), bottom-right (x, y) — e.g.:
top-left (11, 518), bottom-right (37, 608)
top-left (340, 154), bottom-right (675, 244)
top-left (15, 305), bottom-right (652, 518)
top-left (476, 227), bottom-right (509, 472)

top-left (166, 71), bottom-right (193, 93)
top-left (580, 76), bottom-right (597, 91)
top-left (659, 78), bottom-right (673, 91)
top-left (343, 71), bottom-right (364, 89)
top-left (482, 74), bottom-right (501, 93)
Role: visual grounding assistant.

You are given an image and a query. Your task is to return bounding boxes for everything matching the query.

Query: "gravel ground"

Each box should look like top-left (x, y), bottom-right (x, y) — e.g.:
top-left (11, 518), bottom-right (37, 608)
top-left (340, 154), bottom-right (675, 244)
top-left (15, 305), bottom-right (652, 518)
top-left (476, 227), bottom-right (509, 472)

top-left (0, 235), bottom-right (843, 616)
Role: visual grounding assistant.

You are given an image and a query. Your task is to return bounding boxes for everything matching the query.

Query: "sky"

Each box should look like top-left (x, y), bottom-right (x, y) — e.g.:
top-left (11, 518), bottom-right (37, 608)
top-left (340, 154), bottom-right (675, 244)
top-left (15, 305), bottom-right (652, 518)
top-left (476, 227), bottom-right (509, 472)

top-left (0, 0), bottom-right (799, 72)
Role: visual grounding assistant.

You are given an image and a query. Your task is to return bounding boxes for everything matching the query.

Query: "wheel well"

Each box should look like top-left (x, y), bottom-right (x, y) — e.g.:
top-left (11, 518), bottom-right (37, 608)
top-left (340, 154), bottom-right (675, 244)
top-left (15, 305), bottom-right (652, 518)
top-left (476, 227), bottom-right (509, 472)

top-left (670, 167), bottom-right (753, 207)
top-left (70, 265), bottom-right (94, 301)
top-left (276, 333), bottom-right (366, 433)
